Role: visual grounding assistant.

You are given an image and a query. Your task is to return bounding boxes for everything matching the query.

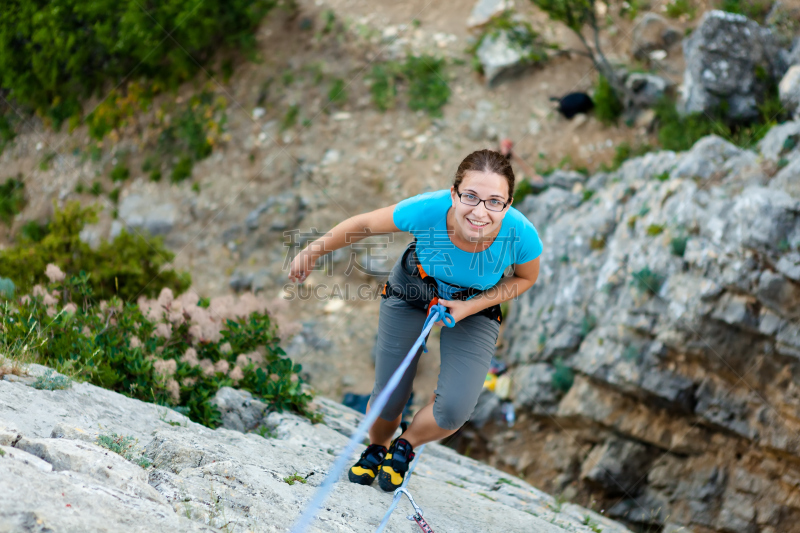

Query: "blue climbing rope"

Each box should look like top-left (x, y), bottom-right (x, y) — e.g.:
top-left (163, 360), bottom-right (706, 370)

top-left (289, 302), bottom-right (455, 533)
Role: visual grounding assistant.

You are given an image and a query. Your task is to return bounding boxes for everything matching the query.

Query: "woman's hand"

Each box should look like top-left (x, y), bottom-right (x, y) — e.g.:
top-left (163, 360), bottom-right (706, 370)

top-left (432, 298), bottom-right (473, 327)
top-left (288, 249), bottom-right (318, 284)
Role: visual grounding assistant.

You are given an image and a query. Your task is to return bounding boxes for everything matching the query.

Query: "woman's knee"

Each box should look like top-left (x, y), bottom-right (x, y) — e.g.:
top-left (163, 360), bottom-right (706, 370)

top-left (432, 393), bottom-right (474, 430)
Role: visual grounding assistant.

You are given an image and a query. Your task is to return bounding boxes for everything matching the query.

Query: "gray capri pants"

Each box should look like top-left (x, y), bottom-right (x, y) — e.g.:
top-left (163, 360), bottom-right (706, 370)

top-left (369, 243), bottom-right (501, 430)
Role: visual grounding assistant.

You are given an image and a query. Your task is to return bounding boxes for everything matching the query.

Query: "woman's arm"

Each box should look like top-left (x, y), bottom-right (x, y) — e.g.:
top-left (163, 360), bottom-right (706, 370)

top-left (288, 204), bottom-right (400, 283)
top-left (434, 257), bottom-right (541, 325)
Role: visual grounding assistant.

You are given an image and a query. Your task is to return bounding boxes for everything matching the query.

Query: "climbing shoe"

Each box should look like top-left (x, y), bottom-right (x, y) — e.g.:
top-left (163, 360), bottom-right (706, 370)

top-left (348, 443), bottom-right (388, 485)
top-left (378, 437), bottom-right (415, 492)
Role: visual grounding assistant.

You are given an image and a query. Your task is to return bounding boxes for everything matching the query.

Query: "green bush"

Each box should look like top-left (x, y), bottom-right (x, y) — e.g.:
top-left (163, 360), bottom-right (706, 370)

top-left (1, 273), bottom-right (314, 428)
top-left (719, 0), bottom-right (771, 21)
top-left (0, 176), bottom-right (25, 225)
top-left (0, 0), bottom-right (276, 129)
top-left (593, 75), bottom-right (623, 125)
top-left (0, 277), bottom-right (14, 300)
top-left (513, 179), bottom-right (535, 204)
top-left (0, 201), bottom-right (190, 300)
top-left (110, 163), bottom-right (130, 183)
top-left (155, 91), bottom-right (227, 181)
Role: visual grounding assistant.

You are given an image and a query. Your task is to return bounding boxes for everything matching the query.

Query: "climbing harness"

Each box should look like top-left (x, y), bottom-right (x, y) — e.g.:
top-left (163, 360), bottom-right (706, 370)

top-left (289, 301), bottom-right (453, 533)
top-left (381, 240), bottom-right (503, 353)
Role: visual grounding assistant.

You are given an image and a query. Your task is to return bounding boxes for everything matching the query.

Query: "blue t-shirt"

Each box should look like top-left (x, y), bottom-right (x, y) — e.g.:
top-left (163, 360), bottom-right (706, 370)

top-left (392, 189), bottom-right (543, 290)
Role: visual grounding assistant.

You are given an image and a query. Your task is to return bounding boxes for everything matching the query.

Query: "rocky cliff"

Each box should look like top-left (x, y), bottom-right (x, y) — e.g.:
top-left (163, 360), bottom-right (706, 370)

top-left (467, 127), bottom-right (800, 533)
top-left (0, 364), bottom-right (630, 533)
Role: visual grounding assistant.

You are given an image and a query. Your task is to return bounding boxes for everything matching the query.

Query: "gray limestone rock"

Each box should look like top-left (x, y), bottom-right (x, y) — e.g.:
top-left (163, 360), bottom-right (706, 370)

top-left (779, 65), bottom-right (800, 116)
top-left (118, 194), bottom-right (178, 236)
top-left (624, 72), bottom-right (672, 109)
top-left (210, 387), bottom-right (269, 433)
top-left (476, 26), bottom-right (546, 86)
top-left (679, 10), bottom-right (787, 121)
top-left (580, 437), bottom-right (654, 495)
top-left (0, 376), bottom-right (631, 533)
top-left (466, 0), bottom-right (512, 28)
top-left (631, 13), bottom-right (681, 60)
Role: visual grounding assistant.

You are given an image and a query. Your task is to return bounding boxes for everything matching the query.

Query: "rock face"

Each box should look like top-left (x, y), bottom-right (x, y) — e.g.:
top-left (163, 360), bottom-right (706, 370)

top-left (476, 24), bottom-right (547, 86)
top-left (0, 368), bottom-right (631, 533)
top-left (679, 10), bottom-right (787, 121)
top-left (465, 129), bottom-right (800, 533)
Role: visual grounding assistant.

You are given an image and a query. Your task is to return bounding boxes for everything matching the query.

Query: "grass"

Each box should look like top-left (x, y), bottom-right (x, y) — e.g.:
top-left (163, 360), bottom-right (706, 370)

top-left (255, 425), bottom-right (277, 439)
top-left (665, 0), bottom-right (697, 18)
top-left (631, 267), bottom-right (665, 295)
top-left (32, 369), bottom-right (72, 391)
top-left (96, 433), bottom-right (152, 469)
top-left (446, 480), bottom-right (465, 488)
top-left (0, 177), bottom-right (25, 225)
top-left (281, 104), bottom-right (299, 131)
top-left (368, 55), bottom-right (451, 116)
top-left (327, 78), bottom-right (347, 106)
top-left (477, 492), bottom-right (497, 501)
top-left (646, 224), bottom-right (665, 236)
top-left (404, 55), bottom-right (451, 117)
top-left (551, 358), bottom-right (574, 393)
top-left (583, 514), bottom-right (604, 532)
top-left (670, 235), bottom-right (688, 257)
top-left (283, 473), bottom-right (307, 485)
top-left (497, 477), bottom-right (521, 488)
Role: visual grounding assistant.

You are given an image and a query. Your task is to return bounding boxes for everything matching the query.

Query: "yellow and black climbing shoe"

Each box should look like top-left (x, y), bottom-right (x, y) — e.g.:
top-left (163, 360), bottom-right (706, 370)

top-left (378, 437), bottom-right (415, 492)
top-left (348, 443), bottom-right (388, 485)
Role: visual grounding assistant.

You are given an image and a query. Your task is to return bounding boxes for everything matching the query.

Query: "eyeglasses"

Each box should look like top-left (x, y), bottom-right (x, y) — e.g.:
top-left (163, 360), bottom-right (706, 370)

top-left (456, 190), bottom-right (509, 212)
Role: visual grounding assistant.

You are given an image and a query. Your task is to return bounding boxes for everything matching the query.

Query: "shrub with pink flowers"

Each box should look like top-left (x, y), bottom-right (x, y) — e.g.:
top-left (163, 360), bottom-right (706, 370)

top-left (0, 265), bottom-right (310, 428)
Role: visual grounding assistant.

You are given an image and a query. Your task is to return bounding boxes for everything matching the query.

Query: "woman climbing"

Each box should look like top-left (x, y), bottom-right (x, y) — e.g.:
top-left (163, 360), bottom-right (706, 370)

top-left (287, 149), bottom-right (542, 492)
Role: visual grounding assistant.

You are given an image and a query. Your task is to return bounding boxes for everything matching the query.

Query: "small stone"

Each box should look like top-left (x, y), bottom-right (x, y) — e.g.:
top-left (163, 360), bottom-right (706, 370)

top-left (252, 107), bottom-right (266, 120)
top-left (321, 149), bottom-right (341, 166)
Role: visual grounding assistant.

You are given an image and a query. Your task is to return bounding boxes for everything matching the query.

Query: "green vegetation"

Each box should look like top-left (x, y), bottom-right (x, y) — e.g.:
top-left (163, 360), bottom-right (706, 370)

top-left (477, 492), bottom-right (497, 501)
top-left (96, 433), bottom-right (152, 469)
top-left (0, 113), bottom-right (16, 155)
top-left (32, 368), bottom-right (72, 391)
top-left (255, 425), bottom-right (277, 439)
top-left (498, 477), bottom-right (521, 488)
top-left (404, 55), bottom-right (451, 117)
top-left (719, 0), bottom-right (771, 22)
top-left (670, 235), bottom-right (689, 257)
top-left (283, 473), bottom-right (307, 485)
top-left (19, 220), bottom-right (49, 243)
top-left (0, 278), bottom-right (14, 300)
top-left (155, 91), bottom-right (227, 182)
top-left (646, 224), bottom-right (665, 236)
top-left (582, 189), bottom-right (595, 202)
top-left (579, 314), bottom-right (597, 338)
top-left (368, 55), bottom-right (451, 117)
top-left (601, 142), bottom-right (654, 173)
top-left (665, 0), bottom-right (697, 19)
top-left (654, 89), bottom-right (786, 152)
top-left (593, 75), bottom-right (623, 125)
top-left (327, 78), bottom-right (347, 106)
top-left (0, 0), bottom-right (275, 131)
top-left (623, 345), bottom-right (641, 363)
top-left (551, 357), bottom-right (574, 393)
top-left (631, 266), bottom-right (665, 295)
top-left (0, 176), bottom-right (25, 225)
top-left (2, 271), bottom-right (314, 428)
top-left (281, 104), bottom-right (300, 131)
top-left (110, 163), bottom-right (130, 183)
top-left (655, 171), bottom-right (671, 182)
top-left (583, 515), bottom-right (603, 533)
top-left (513, 179), bottom-right (537, 204)
top-left (0, 202), bottom-right (190, 300)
